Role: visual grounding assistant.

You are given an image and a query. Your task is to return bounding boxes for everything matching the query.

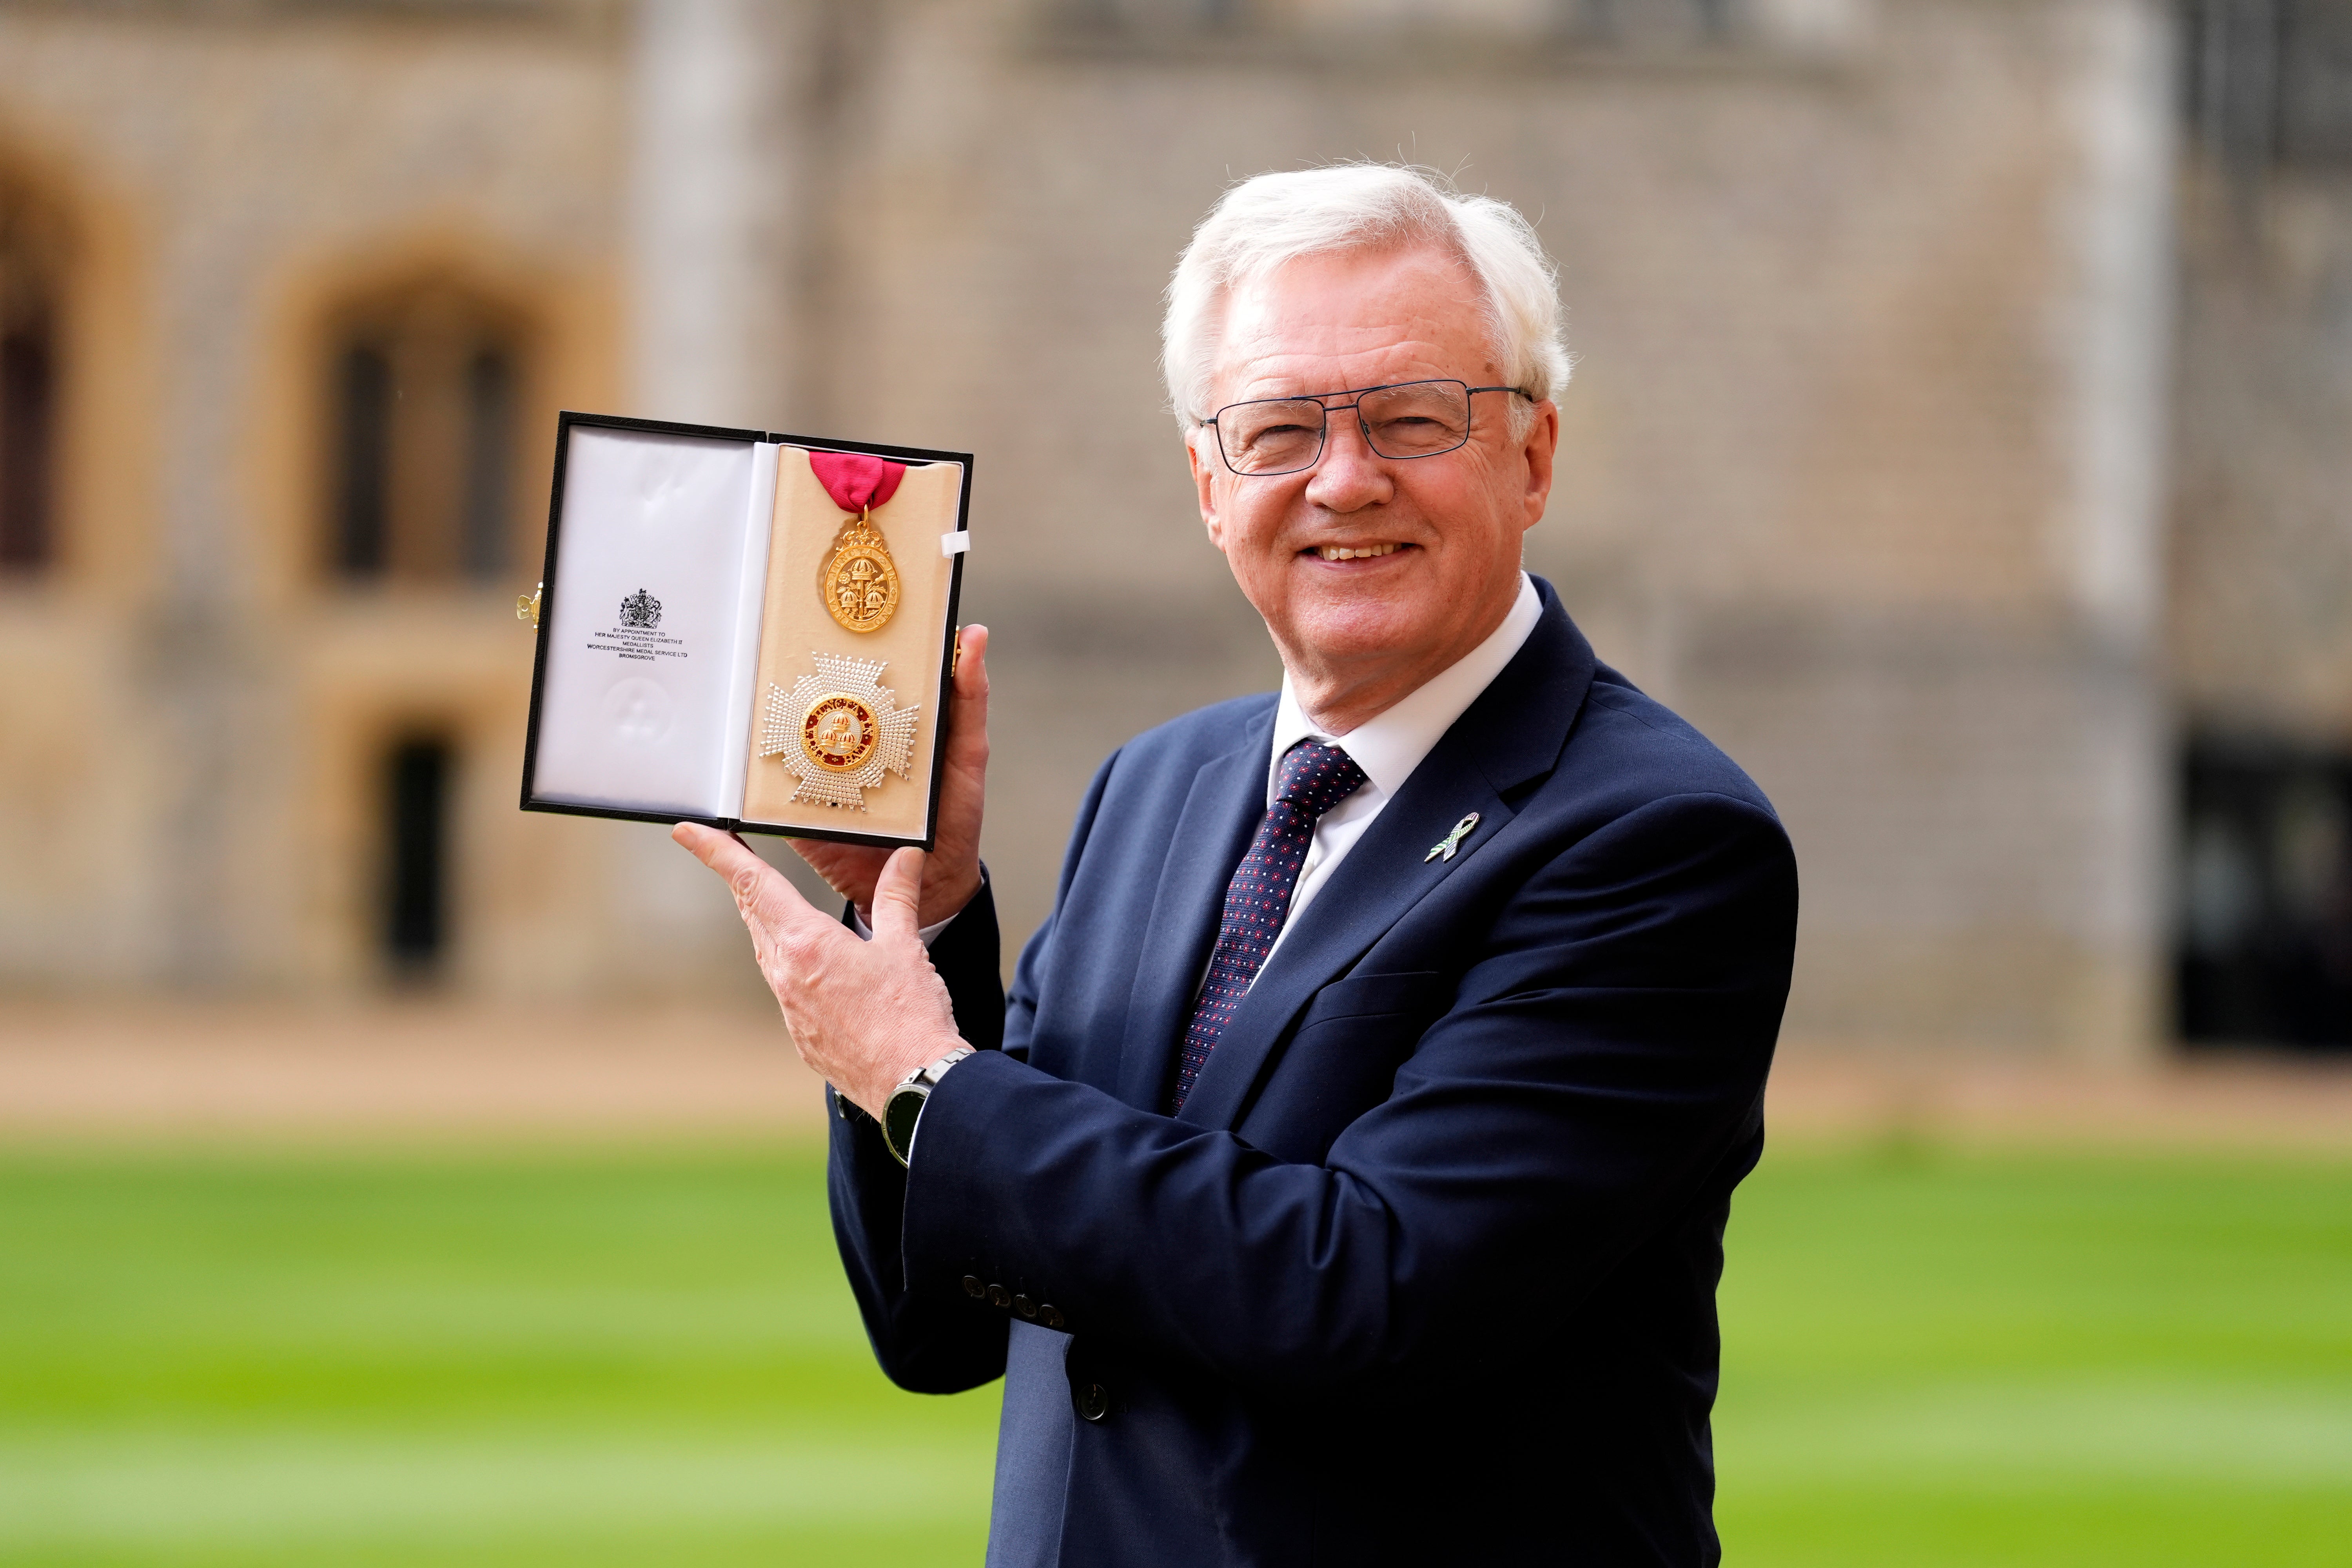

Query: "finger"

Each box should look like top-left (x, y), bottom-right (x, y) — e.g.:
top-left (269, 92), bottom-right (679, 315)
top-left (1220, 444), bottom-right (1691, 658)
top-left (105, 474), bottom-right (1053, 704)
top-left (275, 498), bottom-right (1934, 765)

top-left (944, 625), bottom-right (990, 768)
top-left (673, 820), bottom-right (734, 864)
top-left (870, 846), bottom-right (926, 944)
top-left (673, 822), bottom-right (822, 932)
top-left (955, 624), bottom-right (989, 701)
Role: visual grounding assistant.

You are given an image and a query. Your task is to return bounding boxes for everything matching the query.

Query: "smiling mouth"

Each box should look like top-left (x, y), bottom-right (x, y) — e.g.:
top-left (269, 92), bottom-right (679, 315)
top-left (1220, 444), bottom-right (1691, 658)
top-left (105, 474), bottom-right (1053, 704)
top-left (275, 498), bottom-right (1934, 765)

top-left (1307, 542), bottom-right (1410, 562)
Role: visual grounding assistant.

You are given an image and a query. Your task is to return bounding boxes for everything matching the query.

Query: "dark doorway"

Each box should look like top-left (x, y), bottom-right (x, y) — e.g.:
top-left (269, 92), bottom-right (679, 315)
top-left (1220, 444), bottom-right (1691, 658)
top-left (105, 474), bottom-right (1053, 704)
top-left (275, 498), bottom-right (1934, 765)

top-left (384, 738), bottom-right (452, 976)
top-left (2176, 736), bottom-right (2352, 1049)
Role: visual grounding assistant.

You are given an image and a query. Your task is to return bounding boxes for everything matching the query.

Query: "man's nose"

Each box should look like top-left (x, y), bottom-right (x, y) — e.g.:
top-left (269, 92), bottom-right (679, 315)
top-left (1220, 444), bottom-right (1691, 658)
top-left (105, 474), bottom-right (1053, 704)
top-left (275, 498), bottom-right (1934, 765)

top-left (1305, 411), bottom-right (1392, 510)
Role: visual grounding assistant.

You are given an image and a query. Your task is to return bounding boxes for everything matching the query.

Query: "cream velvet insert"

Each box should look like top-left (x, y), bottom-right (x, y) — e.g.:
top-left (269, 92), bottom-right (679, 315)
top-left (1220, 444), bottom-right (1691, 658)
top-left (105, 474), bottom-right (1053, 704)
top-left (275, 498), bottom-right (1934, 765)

top-left (738, 447), bottom-right (962, 840)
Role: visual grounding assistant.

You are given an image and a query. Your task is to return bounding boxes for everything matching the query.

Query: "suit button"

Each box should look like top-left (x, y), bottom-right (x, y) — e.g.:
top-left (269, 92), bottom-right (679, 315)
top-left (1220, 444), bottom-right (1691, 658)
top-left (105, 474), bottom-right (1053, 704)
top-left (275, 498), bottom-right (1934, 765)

top-left (1013, 1294), bottom-right (1036, 1319)
top-left (987, 1284), bottom-right (1011, 1309)
top-left (961, 1276), bottom-right (985, 1299)
top-left (1077, 1381), bottom-right (1111, 1423)
top-left (1037, 1303), bottom-right (1065, 1329)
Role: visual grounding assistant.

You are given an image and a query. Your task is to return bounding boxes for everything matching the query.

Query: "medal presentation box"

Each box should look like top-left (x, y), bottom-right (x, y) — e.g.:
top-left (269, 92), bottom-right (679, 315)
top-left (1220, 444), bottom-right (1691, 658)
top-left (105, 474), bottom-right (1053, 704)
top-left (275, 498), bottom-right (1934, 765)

top-left (519, 412), bottom-right (972, 849)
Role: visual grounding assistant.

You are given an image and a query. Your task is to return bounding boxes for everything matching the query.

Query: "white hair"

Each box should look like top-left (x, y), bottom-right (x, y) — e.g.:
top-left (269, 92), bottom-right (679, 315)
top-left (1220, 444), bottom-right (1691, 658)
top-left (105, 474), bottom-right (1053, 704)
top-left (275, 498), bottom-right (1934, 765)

top-left (1161, 163), bottom-right (1571, 434)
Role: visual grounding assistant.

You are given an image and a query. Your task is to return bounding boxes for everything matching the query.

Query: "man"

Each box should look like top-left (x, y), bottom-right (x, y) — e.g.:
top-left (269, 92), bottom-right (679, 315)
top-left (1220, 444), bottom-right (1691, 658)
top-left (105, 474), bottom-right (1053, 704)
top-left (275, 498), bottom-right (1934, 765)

top-left (676, 165), bottom-right (1798, 1566)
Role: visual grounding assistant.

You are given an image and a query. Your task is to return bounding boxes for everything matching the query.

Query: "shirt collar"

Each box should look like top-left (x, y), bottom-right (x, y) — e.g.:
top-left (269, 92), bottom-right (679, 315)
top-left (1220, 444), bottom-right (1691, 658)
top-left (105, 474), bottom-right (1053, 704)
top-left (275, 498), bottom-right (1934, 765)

top-left (1268, 572), bottom-right (1542, 803)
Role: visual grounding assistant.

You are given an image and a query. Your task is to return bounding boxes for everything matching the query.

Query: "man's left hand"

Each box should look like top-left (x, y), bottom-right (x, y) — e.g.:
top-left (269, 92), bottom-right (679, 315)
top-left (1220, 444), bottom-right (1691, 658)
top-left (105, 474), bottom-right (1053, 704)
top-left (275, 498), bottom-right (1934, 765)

top-left (671, 831), bottom-right (966, 1118)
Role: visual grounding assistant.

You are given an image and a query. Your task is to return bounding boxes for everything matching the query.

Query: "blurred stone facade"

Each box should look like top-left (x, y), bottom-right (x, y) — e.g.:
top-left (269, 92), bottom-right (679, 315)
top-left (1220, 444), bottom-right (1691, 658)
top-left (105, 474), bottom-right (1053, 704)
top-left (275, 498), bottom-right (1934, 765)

top-left (0, 0), bottom-right (2329, 1063)
top-left (2168, 0), bottom-right (2352, 1049)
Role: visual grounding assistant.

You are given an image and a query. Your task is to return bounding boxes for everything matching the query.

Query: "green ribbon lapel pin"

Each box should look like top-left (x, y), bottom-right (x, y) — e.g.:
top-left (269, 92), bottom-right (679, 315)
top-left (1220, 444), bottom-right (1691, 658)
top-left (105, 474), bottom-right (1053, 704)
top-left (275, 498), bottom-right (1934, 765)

top-left (1424, 811), bottom-right (1481, 863)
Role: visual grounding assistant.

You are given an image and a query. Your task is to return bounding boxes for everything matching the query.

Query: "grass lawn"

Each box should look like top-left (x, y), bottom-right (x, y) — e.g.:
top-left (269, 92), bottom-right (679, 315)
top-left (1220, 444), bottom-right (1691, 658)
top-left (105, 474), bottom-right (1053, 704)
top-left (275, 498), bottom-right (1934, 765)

top-left (1715, 1143), bottom-right (2352, 1567)
top-left (0, 1140), bottom-right (2345, 1565)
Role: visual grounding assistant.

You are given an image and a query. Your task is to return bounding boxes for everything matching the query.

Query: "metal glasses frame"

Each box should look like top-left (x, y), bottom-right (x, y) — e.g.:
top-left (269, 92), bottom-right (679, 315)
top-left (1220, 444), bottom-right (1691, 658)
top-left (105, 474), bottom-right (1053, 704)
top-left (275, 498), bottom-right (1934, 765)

top-left (1200, 378), bottom-right (1536, 477)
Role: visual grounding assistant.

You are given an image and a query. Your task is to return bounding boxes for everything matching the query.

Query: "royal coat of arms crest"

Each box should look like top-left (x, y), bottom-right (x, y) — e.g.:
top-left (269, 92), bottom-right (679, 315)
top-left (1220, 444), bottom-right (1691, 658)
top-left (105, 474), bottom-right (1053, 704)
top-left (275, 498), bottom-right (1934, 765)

top-left (618, 588), bottom-right (662, 629)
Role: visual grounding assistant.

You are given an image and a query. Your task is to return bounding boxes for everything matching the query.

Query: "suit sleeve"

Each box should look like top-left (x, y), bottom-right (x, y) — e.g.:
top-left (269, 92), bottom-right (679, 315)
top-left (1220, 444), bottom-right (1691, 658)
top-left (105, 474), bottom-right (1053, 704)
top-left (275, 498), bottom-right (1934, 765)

top-left (893, 789), bottom-right (1799, 1394)
top-left (824, 750), bottom-right (1121, 1392)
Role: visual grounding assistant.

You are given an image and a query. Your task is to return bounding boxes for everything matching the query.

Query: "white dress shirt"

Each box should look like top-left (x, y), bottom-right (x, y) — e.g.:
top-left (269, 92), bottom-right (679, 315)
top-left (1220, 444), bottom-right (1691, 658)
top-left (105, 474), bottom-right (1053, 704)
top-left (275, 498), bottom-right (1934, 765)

top-left (1254, 571), bottom-right (1541, 973)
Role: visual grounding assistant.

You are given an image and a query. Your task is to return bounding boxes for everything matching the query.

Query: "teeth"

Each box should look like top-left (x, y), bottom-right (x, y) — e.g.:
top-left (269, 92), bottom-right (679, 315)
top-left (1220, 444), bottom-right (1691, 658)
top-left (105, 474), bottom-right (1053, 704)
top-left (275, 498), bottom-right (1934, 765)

top-left (1318, 543), bottom-right (1399, 561)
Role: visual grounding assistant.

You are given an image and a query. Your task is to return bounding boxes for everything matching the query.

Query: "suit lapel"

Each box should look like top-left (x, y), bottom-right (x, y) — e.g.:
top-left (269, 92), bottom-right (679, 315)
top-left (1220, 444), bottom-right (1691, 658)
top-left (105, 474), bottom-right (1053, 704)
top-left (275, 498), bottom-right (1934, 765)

top-left (1111, 706), bottom-right (1274, 1111)
top-left (1173, 583), bottom-right (1599, 1131)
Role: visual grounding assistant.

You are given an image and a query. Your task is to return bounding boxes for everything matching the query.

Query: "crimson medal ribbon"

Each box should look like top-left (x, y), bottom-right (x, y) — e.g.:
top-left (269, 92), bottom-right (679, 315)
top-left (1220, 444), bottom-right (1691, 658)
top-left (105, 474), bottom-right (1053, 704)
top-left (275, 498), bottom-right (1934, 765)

top-left (809, 450), bottom-right (907, 515)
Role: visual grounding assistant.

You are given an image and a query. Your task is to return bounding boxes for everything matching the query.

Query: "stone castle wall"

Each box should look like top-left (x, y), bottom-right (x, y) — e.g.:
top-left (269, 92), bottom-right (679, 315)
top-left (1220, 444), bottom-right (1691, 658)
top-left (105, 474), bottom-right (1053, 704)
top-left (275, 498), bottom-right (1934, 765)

top-left (0, 0), bottom-right (2216, 1059)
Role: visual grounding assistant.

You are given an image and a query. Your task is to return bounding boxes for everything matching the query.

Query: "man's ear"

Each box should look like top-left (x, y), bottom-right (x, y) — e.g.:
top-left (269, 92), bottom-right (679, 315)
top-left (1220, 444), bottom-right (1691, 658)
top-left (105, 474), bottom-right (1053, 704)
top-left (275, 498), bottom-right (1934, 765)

top-left (1187, 429), bottom-right (1227, 551)
top-left (1518, 399), bottom-right (1561, 533)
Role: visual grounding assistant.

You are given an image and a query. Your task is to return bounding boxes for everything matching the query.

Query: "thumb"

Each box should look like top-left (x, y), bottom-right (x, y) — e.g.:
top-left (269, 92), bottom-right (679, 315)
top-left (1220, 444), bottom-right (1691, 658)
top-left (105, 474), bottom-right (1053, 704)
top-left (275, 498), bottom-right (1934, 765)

top-left (871, 846), bottom-right (926, 943)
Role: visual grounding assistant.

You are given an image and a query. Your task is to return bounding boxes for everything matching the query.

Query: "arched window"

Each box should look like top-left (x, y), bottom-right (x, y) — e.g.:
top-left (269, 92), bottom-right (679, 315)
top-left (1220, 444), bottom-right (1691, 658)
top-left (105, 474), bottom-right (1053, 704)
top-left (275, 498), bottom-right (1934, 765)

top-left (325, 283), bottom-right (526, 584)
top-left (0, 183), bottom-right (62, 574)
top-left (2186, 0), bottom-right (2352, 171)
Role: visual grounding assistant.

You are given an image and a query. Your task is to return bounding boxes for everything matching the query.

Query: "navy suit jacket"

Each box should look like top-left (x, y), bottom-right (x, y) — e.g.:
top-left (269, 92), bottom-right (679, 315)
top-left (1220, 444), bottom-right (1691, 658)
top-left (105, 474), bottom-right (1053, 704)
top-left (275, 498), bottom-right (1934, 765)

top-left (828, 580), bottom-right (1799, 1566)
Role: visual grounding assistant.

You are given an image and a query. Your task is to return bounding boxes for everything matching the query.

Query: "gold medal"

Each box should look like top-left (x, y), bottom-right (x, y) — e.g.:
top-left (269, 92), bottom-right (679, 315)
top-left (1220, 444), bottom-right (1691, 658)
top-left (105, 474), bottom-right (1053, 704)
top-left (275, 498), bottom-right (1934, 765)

top-left (800, 693), bottom-right (880, 774)
top-left (821, 507), bottom-right (902, 634)
top-left (760, 652), bottom-right (920, 810)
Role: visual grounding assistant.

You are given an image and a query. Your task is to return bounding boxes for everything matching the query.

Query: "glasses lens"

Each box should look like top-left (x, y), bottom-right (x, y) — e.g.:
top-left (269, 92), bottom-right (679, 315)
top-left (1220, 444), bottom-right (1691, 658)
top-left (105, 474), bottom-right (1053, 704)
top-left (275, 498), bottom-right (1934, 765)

top-left (1358, 382), bottom-right (1471, 458)
top-left (1218, 399), bottom-right (1325, 475)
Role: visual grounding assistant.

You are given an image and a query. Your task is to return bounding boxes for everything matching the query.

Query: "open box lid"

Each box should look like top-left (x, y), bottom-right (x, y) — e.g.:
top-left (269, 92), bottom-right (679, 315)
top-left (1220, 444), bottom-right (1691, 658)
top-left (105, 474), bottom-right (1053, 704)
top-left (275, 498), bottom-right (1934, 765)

top-left (519, 412), bottom-right (972, 849)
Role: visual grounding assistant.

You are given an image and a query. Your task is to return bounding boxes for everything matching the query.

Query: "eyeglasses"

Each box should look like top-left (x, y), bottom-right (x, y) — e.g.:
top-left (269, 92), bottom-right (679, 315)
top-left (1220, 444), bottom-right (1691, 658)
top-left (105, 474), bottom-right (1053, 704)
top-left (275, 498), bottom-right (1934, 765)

top-left (1200, 379), bottom-right (1534, 477)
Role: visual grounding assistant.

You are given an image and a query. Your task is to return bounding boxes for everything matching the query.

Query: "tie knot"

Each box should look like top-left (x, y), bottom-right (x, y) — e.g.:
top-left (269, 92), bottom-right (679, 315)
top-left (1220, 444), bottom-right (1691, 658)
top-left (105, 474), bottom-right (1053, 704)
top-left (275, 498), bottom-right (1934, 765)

top-left (1274, 739), bottom-right (1367, 818)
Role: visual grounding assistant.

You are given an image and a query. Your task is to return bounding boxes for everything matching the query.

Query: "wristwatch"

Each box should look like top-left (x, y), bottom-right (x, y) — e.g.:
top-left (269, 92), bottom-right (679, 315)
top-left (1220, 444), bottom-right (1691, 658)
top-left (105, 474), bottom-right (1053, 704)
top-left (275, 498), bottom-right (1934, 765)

top-left (882, 1047), bottom-right (973, 1167)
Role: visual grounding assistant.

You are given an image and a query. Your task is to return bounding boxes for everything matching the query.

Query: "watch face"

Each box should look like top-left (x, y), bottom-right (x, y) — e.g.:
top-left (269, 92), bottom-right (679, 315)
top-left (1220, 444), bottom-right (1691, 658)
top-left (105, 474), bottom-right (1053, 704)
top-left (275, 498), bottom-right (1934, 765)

top-left (883, 1083), bottom-right (929, 1165)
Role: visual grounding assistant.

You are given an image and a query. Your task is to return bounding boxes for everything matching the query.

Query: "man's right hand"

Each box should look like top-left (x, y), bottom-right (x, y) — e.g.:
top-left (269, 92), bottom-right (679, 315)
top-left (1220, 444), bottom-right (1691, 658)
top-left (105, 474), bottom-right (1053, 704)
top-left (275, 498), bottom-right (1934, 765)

top-left (789, 623), bottom-right (989, 930)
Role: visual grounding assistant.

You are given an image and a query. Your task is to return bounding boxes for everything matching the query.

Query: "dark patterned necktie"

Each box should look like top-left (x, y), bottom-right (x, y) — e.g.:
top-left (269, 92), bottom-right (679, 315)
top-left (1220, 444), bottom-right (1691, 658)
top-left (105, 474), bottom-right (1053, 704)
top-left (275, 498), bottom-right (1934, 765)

top-left (1169, 739), bottom-right (1368, 1112)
